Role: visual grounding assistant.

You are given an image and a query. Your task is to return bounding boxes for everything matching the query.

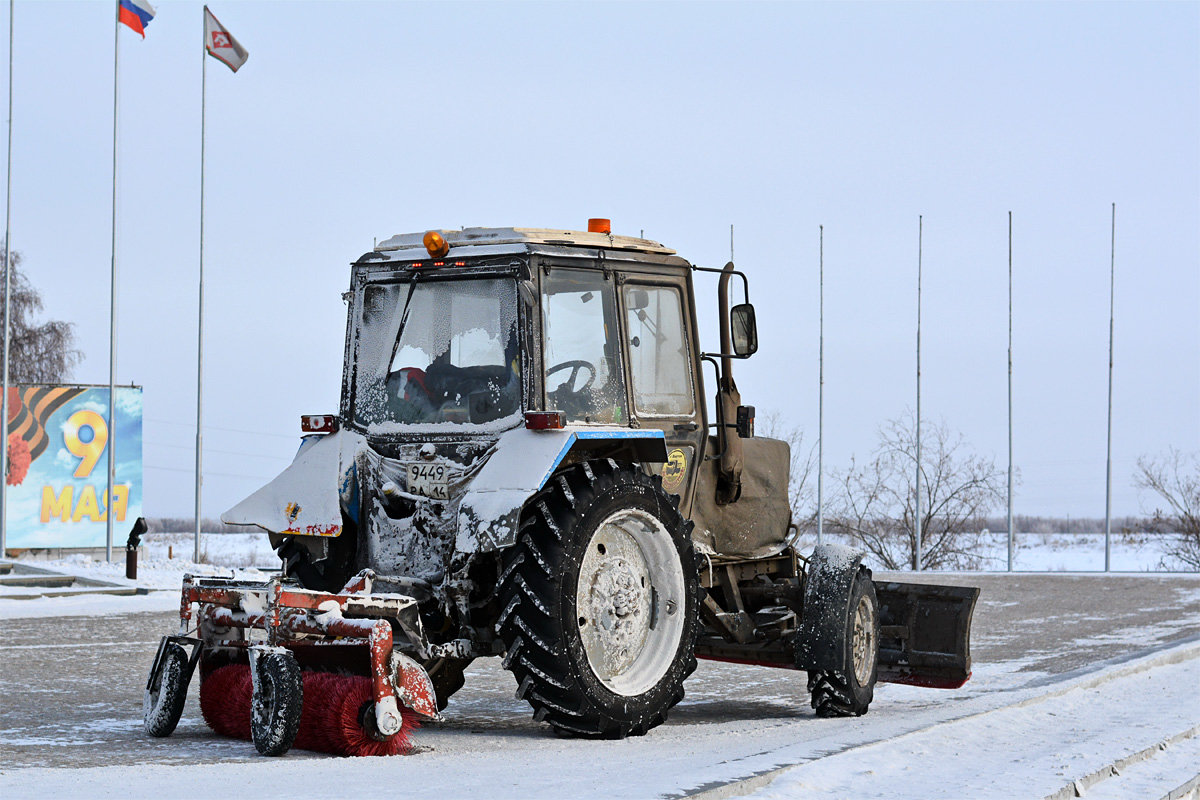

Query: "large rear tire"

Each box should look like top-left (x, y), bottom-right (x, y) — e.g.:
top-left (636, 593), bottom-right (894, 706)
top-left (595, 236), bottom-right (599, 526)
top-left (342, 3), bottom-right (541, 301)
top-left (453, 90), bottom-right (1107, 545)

top-left (496, 460), bottom-right (700, 738)
top-left (808, 567), bottom-right (879, 717)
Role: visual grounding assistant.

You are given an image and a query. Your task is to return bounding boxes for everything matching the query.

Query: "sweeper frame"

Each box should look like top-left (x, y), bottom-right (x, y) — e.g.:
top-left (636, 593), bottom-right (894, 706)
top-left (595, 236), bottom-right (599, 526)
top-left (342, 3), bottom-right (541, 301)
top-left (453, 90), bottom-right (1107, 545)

top-left (144, 569), bottom-right (438, 755)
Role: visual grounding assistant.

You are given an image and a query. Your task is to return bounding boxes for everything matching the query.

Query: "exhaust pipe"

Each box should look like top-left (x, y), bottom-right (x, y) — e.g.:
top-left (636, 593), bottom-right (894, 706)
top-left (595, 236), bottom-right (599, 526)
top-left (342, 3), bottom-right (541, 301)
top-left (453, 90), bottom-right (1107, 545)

top-left (716, 262), bottom-right (743, 504)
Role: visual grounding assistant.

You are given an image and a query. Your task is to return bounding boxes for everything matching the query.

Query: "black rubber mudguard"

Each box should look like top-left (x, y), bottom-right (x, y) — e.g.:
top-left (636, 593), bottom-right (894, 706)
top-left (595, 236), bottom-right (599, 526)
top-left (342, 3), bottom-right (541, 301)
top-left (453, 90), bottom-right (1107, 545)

top-left (794, 543), bottom-right (867, 673)
top-left (874, 581), bottom-right (979, 689)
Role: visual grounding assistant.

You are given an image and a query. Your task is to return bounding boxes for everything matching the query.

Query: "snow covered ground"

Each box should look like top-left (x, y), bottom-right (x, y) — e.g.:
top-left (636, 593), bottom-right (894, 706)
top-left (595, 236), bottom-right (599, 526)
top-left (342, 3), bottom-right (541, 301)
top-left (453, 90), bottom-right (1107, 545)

top-left (793, 530), bottom-right (1193, 572)
top-left (1, 535), bottom-right (1198, 798)
top-left (735, 647), bottom-right (1200, 800)
top-left (1, 623), bottom-right (1196, 799)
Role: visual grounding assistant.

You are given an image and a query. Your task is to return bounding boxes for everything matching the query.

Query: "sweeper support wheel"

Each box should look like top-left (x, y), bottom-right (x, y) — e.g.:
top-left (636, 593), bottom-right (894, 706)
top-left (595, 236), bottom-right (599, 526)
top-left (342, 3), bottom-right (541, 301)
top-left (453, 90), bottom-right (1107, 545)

top-left (143, 636), bottom-right (201, 737)
top-left (250, 647), bottom-right (304, 756)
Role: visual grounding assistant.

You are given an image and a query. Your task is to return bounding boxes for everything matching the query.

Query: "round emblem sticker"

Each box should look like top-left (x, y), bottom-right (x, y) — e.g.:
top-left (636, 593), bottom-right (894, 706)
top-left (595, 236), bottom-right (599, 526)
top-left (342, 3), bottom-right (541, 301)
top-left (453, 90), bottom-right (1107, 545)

top-left (662, 448), bottom-right (687, 492)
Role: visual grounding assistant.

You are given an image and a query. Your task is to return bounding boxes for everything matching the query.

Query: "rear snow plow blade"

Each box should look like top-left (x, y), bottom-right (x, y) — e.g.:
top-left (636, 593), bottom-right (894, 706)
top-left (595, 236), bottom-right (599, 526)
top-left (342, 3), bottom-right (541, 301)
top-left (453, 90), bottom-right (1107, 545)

top-left (873, 581), bottom-right (979, 689)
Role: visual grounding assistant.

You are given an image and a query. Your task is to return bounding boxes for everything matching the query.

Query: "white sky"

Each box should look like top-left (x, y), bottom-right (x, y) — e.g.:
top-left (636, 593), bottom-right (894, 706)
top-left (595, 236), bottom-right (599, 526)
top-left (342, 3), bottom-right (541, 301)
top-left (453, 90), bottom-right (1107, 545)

top-left (4, 1), bottom-right (1197, 520)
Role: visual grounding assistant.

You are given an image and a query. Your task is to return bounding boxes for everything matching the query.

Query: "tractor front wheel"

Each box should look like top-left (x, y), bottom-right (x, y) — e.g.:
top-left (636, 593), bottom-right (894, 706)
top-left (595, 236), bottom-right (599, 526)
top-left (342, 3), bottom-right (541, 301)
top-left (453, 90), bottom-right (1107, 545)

top-left (808, 567), bottom-right (879, 717)
top-left (497, 460), bottom-right (700, 738)
top-left (423, 657), bottom-right (473, 712)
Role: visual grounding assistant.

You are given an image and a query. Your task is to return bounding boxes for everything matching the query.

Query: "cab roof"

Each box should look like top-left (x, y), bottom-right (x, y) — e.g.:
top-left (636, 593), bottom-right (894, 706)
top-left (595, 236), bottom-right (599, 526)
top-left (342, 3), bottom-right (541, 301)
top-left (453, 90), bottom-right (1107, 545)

top-left (373, 226), bottom-right (676, 258)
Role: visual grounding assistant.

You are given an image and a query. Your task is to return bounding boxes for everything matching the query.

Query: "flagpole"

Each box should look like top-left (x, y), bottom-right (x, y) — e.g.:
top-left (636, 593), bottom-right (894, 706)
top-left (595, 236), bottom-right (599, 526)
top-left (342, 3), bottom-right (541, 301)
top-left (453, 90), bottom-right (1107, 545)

top-left (195, 8), bottom-right (207, 563)
top-left (816, 225), bottom-right (824, 546)
top-left (1104, 203), bottom-right (1115, 573)
top-left (1, 0), bottom-right (14, 559)
top-left (914, 215), bottom-right (922, 572)
top-left (1007, 211), bottom-right (1014, 572)
top-left (106, 0), bottom-right (121, 564)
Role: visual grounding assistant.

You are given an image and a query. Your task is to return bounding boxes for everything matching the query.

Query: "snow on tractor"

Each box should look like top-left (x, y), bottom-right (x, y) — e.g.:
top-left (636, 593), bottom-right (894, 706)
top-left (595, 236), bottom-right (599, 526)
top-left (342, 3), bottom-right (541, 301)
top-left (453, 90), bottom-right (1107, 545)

top-left (143, 221), bottom-right (979, 757)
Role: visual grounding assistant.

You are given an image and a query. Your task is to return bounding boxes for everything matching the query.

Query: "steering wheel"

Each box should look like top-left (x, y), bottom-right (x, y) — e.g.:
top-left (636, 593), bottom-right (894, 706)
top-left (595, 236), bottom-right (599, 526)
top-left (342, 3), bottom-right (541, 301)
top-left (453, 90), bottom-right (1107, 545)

top-left (546, 360), bottom-right (596, 394)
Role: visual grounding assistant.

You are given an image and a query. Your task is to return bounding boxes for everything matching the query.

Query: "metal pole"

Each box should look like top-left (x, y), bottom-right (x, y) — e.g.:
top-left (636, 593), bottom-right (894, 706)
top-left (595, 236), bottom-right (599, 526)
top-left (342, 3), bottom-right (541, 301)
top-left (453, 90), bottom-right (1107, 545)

top-left (1104, 203), bottom-right (1115, 572)
top-left (914, 216), bottom-right (922, 572)
top-left (106, 0), bottom-right (120, 563)
top-left (1007, 211), bottom-right (1014, 572)
top-left (729, 223), bottom-right (734, 262)
top-left (817, 225), bottom-right (824, 545)
top-left (195, 18), bottom-right (207, 563)
top-left (1, 0), bottom-right (14, 559)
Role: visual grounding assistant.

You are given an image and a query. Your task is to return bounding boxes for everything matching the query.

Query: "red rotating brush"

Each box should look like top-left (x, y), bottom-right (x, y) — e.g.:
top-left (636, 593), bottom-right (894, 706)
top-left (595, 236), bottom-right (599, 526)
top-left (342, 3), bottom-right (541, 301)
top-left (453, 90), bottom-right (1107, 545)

top-left (199, 665), bottom-right (418, 756)
top-left (199, 664), bottom-right (252, 740)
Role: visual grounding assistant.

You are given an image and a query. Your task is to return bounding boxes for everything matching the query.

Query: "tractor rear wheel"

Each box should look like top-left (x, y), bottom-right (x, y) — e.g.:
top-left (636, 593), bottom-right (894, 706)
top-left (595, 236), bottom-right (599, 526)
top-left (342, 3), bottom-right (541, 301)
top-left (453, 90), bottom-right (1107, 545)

top-left (808, 567), bottom-right (879, 717)
top-left (496, 460), bottom-right (700, 738)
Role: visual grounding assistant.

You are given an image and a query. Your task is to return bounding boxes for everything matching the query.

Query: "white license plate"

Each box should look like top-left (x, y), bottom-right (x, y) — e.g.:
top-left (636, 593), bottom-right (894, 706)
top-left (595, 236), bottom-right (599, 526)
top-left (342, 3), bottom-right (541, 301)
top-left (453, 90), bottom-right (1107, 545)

top-left (405, 463), bottom-right (453, 500)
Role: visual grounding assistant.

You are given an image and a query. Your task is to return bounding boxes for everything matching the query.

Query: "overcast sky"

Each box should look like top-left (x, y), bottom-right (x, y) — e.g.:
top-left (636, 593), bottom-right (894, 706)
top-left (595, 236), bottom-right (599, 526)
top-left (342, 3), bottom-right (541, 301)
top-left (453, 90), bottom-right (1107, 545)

top-left (5, 1), bottom-right (1197, 521)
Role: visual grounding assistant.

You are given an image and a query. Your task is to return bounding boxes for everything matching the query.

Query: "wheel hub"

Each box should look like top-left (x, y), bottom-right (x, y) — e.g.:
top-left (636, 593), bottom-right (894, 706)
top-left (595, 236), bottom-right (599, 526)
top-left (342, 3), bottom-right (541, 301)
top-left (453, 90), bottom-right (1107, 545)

top-left (852, 593), bottom-right (877, 685)
top-left (575, 508), bottom-right (686, 697)
top-left (579, 534), bottom-right (652, 677)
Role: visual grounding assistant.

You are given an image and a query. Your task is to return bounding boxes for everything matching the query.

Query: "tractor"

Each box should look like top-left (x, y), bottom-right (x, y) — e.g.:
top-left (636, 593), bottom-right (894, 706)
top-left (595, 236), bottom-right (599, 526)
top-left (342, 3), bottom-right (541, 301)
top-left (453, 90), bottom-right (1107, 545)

top-left (143, 221), bottom-right (978, 756)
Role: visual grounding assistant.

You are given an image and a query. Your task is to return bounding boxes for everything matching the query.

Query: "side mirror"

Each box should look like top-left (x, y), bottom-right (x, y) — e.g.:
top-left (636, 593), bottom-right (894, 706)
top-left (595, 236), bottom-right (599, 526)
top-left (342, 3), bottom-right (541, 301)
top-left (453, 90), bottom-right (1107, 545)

top-left (629, 289), bottom-right (650, 310)
top-left (730, 303), bottom-right (758, 356)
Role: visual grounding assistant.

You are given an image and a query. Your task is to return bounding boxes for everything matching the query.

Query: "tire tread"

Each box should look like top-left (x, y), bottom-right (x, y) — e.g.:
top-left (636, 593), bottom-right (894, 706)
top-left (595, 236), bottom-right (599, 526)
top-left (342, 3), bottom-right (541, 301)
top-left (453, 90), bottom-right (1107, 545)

top-left (496, 461), bottom-right (701, 738)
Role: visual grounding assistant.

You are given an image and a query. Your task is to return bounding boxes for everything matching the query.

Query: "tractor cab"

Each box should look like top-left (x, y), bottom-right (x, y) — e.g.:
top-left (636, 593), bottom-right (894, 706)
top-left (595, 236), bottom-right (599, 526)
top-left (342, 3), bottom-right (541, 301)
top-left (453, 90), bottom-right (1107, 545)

top-left (339, 224), bottom-right (775, 555)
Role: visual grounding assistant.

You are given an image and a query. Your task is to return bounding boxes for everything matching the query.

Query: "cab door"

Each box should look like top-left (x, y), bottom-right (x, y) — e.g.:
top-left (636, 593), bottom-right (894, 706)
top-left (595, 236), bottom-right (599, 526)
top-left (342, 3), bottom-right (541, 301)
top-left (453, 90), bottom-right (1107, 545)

top-left (619, 277), bottom-right (706, 517)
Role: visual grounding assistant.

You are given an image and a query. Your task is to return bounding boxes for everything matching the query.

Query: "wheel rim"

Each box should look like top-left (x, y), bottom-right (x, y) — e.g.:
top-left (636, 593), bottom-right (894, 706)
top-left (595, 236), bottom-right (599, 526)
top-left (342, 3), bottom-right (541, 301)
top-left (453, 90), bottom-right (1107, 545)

top-left (851, 593), bottom-right (877, 685)
top-left (252, 669), bottom-right (277, 734)
top-left (259, 674), bottom-right (276, 715)
top-left (145, 651), bottom-right (176, 715)
top-left (575, 508), bottom-right (686, 696)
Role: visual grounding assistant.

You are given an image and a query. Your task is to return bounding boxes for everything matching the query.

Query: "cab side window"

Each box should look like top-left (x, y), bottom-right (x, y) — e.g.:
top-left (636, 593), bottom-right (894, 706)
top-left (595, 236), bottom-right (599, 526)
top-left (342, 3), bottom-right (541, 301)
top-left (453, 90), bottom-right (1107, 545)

top-left (542, 269), bottom-right (625, 424)
top-left (624, 285), bottom-right (694, 416)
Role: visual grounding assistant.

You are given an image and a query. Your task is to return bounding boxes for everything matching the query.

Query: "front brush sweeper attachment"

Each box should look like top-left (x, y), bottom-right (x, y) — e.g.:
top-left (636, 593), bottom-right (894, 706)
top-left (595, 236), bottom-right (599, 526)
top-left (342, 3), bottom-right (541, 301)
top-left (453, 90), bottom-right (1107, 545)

top-left (143, 570), bottom-right (438, 756)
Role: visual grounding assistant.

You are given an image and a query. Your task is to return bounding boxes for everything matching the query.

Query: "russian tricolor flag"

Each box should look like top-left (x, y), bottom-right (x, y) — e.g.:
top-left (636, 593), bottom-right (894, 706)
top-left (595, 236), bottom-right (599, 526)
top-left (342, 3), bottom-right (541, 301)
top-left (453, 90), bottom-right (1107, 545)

top-left (118, 0), bottom-right (156, 38)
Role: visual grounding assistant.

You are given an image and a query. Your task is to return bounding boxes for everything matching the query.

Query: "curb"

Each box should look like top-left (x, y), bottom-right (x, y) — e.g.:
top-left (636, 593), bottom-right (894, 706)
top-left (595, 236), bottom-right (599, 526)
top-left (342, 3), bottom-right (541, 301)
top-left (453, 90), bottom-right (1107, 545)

top-left (0, 560), bottom-right (141, 599)
top-left (1043, 725), bottom-right (1200, 800)
top-left (682, 640), bottom-right (1200, 799)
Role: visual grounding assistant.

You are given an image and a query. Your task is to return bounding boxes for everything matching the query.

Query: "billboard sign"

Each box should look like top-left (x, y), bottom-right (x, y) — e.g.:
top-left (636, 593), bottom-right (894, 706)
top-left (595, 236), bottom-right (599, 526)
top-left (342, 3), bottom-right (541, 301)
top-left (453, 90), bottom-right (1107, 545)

top-left (5, 385), bottom-right (144, 549)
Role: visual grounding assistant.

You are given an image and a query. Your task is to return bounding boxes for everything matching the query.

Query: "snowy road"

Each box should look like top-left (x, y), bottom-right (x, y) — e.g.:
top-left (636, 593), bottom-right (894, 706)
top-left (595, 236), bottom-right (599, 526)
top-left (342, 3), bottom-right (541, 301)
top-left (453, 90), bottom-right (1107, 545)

top-left (2, 573), bottom-right (1199, 798)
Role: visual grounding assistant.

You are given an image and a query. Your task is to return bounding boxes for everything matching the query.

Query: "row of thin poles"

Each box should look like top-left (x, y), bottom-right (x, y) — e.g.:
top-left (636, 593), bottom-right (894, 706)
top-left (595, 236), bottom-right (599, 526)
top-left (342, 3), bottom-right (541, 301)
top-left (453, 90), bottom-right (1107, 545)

top-left (0, 3), bottom-right (124, 560)
top-left (0, 4), bottom-right (126, 561)
top-left (813, 208), bottom-right (1119, 572)
top-left (0, 5), bottom-right (224, 562)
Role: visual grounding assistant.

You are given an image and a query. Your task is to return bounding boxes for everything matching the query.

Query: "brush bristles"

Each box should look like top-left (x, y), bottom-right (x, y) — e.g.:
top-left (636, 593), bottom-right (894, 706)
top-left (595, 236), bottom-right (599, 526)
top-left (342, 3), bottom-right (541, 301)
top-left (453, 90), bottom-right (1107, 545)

top-left (199, 664), bottom-right (419, 757)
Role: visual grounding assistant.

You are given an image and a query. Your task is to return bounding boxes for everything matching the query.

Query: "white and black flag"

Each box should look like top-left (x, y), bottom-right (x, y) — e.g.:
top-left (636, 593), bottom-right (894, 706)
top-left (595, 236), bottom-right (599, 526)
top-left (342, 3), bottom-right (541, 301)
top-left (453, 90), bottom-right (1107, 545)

top-left (204, 6), bottom-right (249, 73)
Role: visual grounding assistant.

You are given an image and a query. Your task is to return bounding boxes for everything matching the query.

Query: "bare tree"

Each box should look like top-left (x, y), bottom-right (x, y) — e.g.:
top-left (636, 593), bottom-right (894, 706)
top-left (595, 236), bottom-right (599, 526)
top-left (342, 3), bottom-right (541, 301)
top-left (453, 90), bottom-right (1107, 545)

top-left (1, 245), bottom-right (84, 383)
top-left (1134, 448), bottom-right (1200, 569)
top-left (825, 413), bottom-right (1005, 570)
top-left (758, 410), bottom-right (818, 532)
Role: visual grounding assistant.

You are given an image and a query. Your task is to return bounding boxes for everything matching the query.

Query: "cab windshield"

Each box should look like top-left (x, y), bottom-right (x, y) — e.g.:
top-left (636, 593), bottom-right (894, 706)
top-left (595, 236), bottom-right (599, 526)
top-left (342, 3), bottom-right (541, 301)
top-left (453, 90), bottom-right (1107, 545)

top-left (353, 277), bottom-right (520, 429)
